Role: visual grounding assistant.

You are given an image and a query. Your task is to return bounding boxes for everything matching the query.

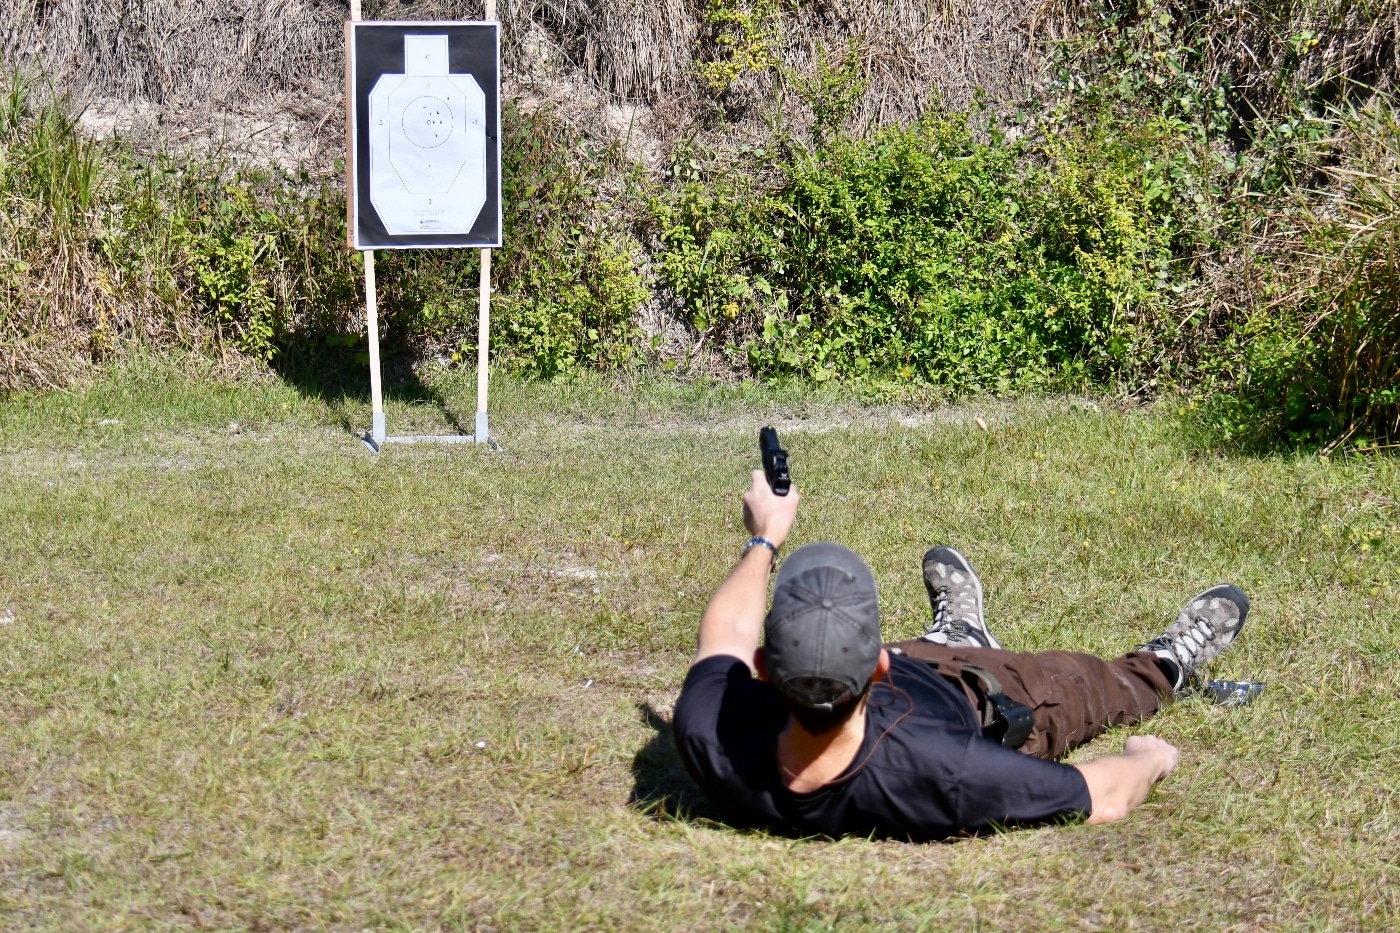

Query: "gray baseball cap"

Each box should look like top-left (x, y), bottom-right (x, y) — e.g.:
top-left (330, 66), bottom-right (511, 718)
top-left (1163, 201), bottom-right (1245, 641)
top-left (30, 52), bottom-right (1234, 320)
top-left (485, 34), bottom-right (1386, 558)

top-left (764, 542), bottom-right (882, 710)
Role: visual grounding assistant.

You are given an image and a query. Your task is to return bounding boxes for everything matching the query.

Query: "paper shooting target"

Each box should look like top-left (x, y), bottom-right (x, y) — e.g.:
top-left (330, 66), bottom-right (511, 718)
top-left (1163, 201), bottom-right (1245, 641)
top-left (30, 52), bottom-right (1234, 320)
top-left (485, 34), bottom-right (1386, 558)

top-left (347, 23), bottom-right (501, 249)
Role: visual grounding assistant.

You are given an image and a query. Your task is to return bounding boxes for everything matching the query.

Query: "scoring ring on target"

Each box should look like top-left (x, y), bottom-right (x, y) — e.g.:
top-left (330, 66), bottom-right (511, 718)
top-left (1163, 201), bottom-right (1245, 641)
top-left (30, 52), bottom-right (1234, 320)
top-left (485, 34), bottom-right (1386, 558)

top-left (402, 96), bottom-right (454, 148)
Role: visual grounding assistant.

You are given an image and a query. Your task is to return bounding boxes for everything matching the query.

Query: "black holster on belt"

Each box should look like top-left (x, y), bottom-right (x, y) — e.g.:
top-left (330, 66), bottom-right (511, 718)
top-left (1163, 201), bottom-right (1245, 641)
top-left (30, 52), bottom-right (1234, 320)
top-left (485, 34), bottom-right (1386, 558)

top-left (961, 666), bottom-right (1034, 750)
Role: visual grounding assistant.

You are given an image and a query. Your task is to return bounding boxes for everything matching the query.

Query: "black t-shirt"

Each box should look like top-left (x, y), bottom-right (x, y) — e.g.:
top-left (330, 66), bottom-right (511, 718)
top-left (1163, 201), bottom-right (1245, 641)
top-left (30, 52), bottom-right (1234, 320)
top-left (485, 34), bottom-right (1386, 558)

top-left (673, 654), bottom-right (1091, 841)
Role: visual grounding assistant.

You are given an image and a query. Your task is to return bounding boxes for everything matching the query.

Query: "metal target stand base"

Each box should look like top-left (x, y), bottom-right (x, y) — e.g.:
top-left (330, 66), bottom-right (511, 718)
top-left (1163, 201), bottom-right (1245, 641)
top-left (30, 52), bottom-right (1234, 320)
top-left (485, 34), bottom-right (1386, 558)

top-left (356, 249), bottom-right (495, 455)
top-left (362, 411), bottom-right (496, 452)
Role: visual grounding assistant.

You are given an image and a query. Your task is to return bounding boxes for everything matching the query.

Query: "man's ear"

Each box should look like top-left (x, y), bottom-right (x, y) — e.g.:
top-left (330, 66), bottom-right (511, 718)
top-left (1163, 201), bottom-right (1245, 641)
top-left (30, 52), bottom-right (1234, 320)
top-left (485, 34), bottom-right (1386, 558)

top-left (753, 648), bottom-right (770, 681)
top-left (874, 648), bottom-right (892, 682)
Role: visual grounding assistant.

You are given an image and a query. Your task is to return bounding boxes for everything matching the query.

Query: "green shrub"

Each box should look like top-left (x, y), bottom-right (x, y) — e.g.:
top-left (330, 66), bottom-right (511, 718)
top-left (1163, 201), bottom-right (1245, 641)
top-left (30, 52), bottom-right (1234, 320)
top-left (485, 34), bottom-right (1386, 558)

top-left (1, 80), bottom-right (645, 389)
top-left (172, 171), bottom-right (359, 362)
top-left (652, 109), bottom-right (1172, 390)
top-left (486, 103), bottom-right (648, 375)
top-left (360, 104), bottom-right (647, 378)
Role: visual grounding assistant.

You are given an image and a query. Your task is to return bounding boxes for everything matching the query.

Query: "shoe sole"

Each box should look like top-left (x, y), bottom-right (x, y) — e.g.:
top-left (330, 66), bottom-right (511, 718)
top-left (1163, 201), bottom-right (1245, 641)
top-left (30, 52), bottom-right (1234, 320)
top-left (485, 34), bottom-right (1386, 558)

top-left (921, 545), bottom-right (1000, 650)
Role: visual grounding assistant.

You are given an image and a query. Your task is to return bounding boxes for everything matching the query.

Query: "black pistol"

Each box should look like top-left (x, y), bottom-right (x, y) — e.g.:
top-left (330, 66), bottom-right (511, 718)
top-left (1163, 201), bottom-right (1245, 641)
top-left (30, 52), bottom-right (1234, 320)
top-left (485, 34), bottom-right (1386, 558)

top-left (759, 427), bottom-right (791, 496)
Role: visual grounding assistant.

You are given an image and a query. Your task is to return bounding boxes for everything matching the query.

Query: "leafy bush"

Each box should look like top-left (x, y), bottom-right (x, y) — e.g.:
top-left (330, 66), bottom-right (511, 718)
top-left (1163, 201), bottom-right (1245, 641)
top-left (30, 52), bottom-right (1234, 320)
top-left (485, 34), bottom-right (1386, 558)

top-left (168, 170), bottom-right (359, 362)
top-left (374, 104), bottom-right (646, 377)
top-left (652, 108), bottom-right (1173, 390)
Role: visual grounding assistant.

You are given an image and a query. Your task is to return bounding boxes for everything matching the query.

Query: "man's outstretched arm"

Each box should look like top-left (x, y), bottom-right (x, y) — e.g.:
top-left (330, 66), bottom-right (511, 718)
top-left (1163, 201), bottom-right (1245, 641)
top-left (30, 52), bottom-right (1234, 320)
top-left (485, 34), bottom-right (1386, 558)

top-left (694, 469), bottom-right (800, 669)
top-left (1074, 734), bottom-right (1180, 824)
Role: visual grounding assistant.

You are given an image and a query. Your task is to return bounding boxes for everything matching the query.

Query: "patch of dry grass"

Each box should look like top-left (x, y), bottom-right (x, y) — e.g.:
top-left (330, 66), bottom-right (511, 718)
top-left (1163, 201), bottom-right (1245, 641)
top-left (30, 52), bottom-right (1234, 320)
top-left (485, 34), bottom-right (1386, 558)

top-left (3, 0), bottom-right (1070, 155)
top-left (0, 366), bottom-right (1397, 929)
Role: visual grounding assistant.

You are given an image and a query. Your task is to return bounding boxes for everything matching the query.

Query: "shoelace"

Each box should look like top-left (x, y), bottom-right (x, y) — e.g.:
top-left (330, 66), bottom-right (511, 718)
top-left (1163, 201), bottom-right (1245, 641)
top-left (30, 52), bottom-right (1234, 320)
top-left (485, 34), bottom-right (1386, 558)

top-left (1163, 615), bottom-right (1216, 667)
top-left (928, 586), bottom-right (979, 640)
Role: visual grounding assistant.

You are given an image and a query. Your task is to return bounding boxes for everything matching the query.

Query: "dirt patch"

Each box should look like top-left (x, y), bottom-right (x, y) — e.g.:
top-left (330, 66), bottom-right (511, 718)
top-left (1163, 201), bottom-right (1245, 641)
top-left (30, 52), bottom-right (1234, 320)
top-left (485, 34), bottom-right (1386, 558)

top-left (0, 805), bottom-right (30, 848)
top-left (521, 396), bottom-right (1088, 441)
top-left (76, 93), bottom-right (342, 173)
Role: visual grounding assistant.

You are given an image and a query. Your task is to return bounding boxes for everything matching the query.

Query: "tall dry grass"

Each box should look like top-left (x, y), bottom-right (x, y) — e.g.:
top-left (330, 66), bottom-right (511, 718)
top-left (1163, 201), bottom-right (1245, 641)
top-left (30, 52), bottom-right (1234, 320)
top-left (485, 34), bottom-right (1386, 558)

top-left (0, 72), bottom-right (361, 393)
top-left (1, 0), bottom-right (342, 107)
top-left (0, 73), bottom-right (113, 388)
top-left (1235, 102), bottom-right (1400, 447)
top-left (2, 1), bottom-right (1070, 132)
top-left (7, 1), bottom-right (1400, 137)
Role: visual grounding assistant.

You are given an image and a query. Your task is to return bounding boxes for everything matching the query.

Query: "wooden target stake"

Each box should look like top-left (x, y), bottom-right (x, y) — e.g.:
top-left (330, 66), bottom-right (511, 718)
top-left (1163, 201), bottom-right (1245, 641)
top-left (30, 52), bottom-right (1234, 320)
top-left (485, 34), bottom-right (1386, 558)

top-left (475, 0), bottom-right (497, 445)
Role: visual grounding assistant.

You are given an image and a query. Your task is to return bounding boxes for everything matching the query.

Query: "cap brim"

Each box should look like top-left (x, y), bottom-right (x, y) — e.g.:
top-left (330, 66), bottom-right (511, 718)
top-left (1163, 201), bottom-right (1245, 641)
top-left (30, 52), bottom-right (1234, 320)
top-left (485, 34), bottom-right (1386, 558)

top-left (774, 542), bottom-right (877, 594)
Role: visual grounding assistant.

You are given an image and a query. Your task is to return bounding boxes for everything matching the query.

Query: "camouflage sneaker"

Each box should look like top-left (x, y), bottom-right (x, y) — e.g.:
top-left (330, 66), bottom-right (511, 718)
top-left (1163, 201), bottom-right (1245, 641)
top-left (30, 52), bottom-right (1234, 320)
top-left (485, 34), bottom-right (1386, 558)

top-left (1141, 583), bottom-right (1251, 692)
top-left (921, 546), bottom-right (1001, 649)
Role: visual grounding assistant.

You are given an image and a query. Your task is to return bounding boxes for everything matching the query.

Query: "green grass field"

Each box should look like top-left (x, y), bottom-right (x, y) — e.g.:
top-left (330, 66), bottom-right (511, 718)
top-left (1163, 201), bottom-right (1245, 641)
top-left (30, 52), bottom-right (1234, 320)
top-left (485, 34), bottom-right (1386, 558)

top-left (1, 361), bottom-right (1397, 930)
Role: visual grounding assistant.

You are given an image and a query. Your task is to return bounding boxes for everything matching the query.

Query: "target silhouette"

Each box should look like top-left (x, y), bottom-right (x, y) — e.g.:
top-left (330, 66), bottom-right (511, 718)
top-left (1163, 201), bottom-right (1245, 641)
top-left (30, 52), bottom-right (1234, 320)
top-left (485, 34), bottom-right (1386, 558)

top-left (364, 34), bottom-right (488, 236)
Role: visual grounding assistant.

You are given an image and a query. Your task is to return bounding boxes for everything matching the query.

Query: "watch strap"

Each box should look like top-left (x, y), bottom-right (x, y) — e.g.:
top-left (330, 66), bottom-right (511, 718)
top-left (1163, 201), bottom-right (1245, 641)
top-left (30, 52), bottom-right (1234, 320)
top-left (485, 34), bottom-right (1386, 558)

top-left (742, 536), bottom-right (779, 566)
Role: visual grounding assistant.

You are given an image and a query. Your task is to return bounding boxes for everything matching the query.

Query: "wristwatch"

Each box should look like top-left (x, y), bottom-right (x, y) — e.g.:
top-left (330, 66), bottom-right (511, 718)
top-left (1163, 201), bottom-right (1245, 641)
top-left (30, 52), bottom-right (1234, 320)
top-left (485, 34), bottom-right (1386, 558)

top-left (742, 536), bottom-right (779, 570)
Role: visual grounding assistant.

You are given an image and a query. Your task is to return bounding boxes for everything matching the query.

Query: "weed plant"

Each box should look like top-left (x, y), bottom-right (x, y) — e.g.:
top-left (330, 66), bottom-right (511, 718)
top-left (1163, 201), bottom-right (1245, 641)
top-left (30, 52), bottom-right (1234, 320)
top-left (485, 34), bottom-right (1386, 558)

top-left (1048, 0), bottom-right (1400, 447)
top-left (0, 74), bottom-right (107, 387)
top-left (1212, 105), bottom-right (1400, 450)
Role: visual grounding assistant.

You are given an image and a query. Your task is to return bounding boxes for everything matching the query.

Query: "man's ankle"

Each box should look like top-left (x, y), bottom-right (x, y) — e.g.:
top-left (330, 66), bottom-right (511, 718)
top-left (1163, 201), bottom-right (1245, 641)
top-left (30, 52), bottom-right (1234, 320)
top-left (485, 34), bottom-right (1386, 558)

top-left (1152, 655), bottom-right (1181, 690)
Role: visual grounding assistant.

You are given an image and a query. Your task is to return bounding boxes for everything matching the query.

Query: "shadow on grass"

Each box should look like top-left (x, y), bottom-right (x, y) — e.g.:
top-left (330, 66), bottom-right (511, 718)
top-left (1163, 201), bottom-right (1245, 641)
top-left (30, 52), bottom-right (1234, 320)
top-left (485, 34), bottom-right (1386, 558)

top-left (629, 702), bottom-right (728, 825)
top-left (629, 704), bottom-right (843, 844)
top-left (271, 337), bottom-right (470, 436)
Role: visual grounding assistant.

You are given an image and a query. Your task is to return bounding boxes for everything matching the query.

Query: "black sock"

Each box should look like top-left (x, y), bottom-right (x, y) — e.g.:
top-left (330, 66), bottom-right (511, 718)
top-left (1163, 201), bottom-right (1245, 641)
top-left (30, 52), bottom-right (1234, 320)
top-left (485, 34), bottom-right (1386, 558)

top-left (1153, 656), bottom-right (1180, 687)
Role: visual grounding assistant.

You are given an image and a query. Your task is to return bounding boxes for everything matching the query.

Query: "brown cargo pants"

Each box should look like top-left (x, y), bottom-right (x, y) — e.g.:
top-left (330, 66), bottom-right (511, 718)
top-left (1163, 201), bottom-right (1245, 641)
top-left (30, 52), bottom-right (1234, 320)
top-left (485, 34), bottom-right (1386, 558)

top-left (884, 639), bottom-right (1175, 760)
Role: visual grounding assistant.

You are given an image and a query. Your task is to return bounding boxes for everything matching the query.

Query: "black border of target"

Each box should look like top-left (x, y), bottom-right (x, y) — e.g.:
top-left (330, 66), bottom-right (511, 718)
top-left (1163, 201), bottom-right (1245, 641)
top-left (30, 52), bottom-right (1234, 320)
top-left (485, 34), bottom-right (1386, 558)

top-left (349, 22), bottom-right (501, 249)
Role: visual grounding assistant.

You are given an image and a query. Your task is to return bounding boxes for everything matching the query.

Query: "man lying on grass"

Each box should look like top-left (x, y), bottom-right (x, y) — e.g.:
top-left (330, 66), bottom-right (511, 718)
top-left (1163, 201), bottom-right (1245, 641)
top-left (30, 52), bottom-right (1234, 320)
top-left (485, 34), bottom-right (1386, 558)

top-left (673, 472), bottom-right (1251, 840)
